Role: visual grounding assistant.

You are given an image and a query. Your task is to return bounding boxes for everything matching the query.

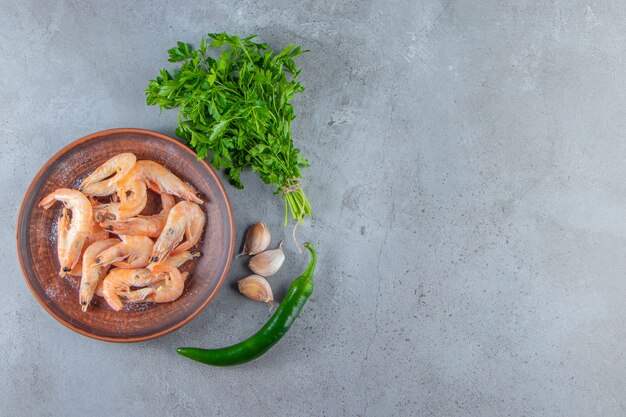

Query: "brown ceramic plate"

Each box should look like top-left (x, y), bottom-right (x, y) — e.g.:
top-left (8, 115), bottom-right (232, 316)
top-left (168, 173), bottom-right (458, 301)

top-left (17, 128), bottom-right (235, 342)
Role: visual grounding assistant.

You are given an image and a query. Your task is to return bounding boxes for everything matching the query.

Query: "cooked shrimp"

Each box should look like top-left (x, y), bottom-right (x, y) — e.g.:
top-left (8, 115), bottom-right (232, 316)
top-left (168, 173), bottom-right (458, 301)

top-left (39, 188), bottom-right (93, 274)
top-left (67, 198), bottom-right (110, 275)
top-left (120, 160), bottom-right (202, 204)
top-left (100, 193), bottom-right (175, 237)
top-left (150, 201), bottom-right (206, 264)
top-left (91, 252), bottom-right (194, 300)
top-left (95, 235), bottom-right (154, 268)
top-left (67, 220), bottom-right (109, 275)
top-left (100, 268), bottom-right (156, 311)
top-left (124, 265), bottom-right (189, 304)
top-left (79, 238), bottom-right (120, 312)
top-left (93, 180), bottom-right (147, 221)
top-left (79, 153), bottom-right (136, 196)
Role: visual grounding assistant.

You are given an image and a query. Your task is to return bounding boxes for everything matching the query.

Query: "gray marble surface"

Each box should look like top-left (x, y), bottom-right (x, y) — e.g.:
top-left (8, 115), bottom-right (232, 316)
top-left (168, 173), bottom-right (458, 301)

top-left (2, 1), bottom-right (625, 416)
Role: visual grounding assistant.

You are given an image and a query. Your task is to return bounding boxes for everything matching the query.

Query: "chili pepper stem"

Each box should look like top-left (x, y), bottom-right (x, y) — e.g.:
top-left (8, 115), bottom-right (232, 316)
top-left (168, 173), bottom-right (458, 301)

top-left (302, 243), bottom-right (316, 280)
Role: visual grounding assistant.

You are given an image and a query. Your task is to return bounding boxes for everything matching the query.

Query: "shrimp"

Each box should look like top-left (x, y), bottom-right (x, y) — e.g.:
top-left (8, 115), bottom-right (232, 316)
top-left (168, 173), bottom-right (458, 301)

top-left (95, 235), bottom-right (154, 268)
top-left (92, 252), bottom-right (195, 298)
top-left (39, 189), bottom-right (93, 274)
top-left (150, 201), bottom-right (206, 264)
top-left (93, 180), bottom-right (147, 221)
top-left (124, 265), bottom-right (189, 304)
top-left (79, 153), bottom-right (136, 196)
top-left (99, 268), bottom-right (157, 311)
top-left (120, 160), bottom-right (202, 204)
top-left (100, 193), bottom-right (175, 237)
top-left (79, 238), bottom-right (120, 312)
top-left (67, 198), bottom-right (110, 275)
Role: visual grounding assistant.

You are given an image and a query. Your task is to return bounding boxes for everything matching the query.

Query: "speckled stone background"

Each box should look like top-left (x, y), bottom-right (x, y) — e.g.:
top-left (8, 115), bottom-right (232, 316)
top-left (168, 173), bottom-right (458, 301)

top-left (2, 1), bottom-right (626, 416)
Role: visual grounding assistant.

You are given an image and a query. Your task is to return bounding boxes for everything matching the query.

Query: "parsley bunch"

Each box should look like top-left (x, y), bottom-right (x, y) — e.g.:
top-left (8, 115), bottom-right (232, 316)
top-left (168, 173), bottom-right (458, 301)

top-left (146, 33), bottom-right (312, 224)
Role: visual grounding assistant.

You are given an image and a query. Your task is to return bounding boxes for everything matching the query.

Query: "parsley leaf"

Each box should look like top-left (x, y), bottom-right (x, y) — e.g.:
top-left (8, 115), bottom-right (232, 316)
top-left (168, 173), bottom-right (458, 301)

top-left (146, 33), bottom-right (312, 224)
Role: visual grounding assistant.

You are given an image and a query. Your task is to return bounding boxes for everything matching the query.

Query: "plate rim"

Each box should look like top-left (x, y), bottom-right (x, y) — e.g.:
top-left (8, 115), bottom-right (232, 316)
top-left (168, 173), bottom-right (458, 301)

top-left (16, 128), bottom-right (235, 343)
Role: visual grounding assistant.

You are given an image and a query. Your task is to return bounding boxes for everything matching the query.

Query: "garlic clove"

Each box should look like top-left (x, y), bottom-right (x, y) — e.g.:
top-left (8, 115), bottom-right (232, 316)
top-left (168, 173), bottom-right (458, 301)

top-left (241, 222), bottom-right (271, 256)
top-left (249, 241), bottom-right (285, 276)
top-left (238, 274), bottom-right (273, 304)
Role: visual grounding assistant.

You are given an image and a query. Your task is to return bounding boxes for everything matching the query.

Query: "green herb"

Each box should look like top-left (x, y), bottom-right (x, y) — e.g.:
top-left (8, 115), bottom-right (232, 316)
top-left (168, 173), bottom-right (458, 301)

top-left (146, 33), bottom-right (312, 224)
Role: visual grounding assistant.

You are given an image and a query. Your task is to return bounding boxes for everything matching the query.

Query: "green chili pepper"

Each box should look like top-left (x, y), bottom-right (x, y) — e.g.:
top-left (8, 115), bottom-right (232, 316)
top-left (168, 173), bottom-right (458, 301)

top-left (177, 242), bottom-right (317, 366)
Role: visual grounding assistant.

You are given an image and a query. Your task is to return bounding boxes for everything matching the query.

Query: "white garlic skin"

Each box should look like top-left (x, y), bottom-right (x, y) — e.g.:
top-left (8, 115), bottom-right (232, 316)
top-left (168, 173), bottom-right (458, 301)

top-left (238, 274), bottom-right (274, 304)
top-left (242, 223), bottom-right (271, 256)
top-left (248, 242), bottom-right (285, 276)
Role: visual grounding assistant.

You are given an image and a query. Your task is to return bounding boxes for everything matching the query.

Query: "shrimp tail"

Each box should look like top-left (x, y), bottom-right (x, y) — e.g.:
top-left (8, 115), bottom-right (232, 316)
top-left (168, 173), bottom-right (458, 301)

top-left (170, 242), bottom-right (192, 256)
top-left (183, 190), bottom-right (203, 204)
top-left (39, 193), bottom-right (58, 209)
top-left (106, 297), bottom-right (124, 312)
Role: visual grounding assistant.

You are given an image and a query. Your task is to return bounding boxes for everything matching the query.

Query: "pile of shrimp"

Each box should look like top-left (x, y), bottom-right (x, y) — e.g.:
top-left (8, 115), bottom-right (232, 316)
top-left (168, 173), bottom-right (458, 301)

top-left (39, 153), bottom-right (206, 312)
